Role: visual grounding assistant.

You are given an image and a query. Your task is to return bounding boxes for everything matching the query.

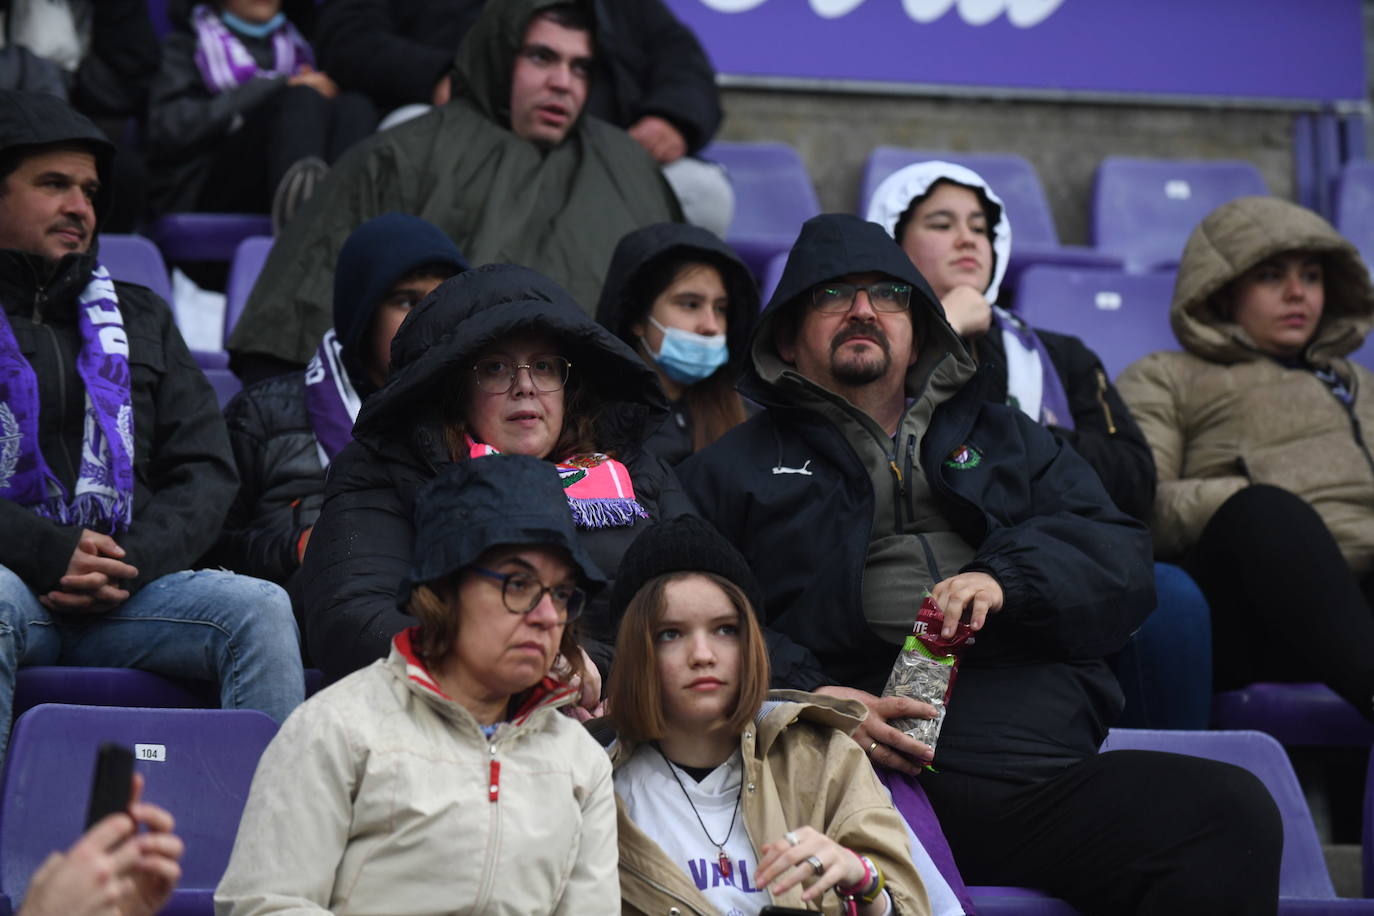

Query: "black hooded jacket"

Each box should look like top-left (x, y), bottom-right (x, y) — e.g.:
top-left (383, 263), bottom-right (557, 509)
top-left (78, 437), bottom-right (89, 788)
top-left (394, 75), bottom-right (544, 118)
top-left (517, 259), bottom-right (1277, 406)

top-left (595, 222), bottom-right (757, 465)
top-left (302, 263), bottom-right (694, 683)
top-left (211, 215), bottom-right (468, 589)
top-left (315, 0), bottom-right (722, 154)
top-left (678, 214), bottom-right (1156, 783)
top-left (0, 91), bottom-right (236, 595)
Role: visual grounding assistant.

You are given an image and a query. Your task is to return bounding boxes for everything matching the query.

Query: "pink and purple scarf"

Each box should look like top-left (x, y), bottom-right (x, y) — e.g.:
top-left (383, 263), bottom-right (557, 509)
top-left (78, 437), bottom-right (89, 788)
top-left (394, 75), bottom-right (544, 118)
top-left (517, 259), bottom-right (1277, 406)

top-left (0, 265), bottom-right (134, 533)
top-left (192, 3), bottom-right (313, 95)
top-left (467, 438), bottom-right (647, 530)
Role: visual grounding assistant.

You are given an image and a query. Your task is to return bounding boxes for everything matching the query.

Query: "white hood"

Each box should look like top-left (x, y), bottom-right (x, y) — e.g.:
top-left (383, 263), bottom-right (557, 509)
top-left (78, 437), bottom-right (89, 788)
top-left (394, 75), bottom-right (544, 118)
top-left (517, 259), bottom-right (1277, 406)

top-left (866, 159), bottom-right (1012, 305)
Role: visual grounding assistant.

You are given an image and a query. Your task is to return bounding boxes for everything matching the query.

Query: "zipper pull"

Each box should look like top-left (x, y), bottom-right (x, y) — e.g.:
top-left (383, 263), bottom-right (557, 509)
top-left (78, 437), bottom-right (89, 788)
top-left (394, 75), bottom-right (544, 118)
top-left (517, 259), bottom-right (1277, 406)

top-left (1095, 368), bottom-right (1117, 434)
top-left (889, 459), bottom-right (904, 492)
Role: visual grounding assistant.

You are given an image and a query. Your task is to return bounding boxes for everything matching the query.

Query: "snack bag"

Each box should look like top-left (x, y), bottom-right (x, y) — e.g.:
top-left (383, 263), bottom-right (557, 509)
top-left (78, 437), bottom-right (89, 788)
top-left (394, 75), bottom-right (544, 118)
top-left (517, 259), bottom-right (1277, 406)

top-left (880, 591), bottom-right (975, 752)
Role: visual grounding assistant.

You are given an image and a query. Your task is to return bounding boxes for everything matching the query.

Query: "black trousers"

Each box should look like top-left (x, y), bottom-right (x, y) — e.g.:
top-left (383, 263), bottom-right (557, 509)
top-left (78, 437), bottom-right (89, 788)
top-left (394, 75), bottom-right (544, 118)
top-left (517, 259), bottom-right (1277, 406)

top-left (922, 750), bottom-right (1282, 915)
top-left (197, 84), bottom-right (376, 214)
top-left (1186, 484), bottom-right (1374, 719)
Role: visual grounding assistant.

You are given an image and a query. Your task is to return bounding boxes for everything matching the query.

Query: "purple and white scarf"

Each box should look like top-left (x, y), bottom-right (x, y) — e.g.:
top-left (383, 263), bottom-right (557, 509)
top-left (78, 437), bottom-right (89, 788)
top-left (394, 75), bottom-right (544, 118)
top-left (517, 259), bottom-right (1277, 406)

top-left (302, 329), bottom-right (361, 467)
top-left (994, 305), bottom-right (1075, 431)
top-left (192, 3), bottom-right (313, 95)
top-left (0, 265), bottom-right (135, 533)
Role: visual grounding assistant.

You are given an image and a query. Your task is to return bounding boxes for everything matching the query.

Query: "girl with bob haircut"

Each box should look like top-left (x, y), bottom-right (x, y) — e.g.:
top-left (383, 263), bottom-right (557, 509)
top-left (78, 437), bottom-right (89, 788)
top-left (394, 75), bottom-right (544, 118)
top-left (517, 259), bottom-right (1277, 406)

top-left (217, 455), bottom-right (620, 915)
top-left (605, 515), bottom-right (937, 916)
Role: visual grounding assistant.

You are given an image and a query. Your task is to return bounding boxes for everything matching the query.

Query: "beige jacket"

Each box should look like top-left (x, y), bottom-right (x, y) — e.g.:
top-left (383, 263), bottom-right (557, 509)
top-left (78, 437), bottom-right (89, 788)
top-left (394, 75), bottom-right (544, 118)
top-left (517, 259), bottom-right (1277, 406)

top-left (611, 691), bottom-right (931, 916)
top-left (1117, 196), bottom-right (1374, 571)
top-left (215, 631), bottom-right (619, 915)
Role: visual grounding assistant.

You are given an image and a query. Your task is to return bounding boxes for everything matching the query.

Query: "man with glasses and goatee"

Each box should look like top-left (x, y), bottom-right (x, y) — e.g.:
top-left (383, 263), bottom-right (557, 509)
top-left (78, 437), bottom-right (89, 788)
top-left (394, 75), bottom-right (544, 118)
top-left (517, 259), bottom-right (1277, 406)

top-left (678, 213), bottom-right (1282, 916)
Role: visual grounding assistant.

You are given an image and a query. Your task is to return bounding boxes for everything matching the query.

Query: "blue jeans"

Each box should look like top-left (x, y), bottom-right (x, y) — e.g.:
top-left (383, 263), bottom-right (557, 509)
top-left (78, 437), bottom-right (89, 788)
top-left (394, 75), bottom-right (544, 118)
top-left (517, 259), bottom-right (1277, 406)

top-left (1114, 562), bottom-right (1213, 729)
top-left (0, 566), bottom-right (304, 764)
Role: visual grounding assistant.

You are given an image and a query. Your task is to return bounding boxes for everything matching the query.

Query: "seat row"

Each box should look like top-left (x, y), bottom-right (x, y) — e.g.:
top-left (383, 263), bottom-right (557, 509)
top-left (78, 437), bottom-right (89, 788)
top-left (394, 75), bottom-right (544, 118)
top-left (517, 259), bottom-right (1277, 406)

top-left (0, 697), bottom-right (1368, 915)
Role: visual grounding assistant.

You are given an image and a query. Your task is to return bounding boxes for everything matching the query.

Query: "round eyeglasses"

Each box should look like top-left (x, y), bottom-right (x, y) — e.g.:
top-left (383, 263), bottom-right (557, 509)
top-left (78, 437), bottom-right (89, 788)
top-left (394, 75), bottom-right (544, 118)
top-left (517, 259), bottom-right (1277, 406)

top-left (471, 355), bottom-right (571, 395)
top-left (470, 566), bottom-right (585, 621)
top-left (810, 281), bottom-right (912, 314)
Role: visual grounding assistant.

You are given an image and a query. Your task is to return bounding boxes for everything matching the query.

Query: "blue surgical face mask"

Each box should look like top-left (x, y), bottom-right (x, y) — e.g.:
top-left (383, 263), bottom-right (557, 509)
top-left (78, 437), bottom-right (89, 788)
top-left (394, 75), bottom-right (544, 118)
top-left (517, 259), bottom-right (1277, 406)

top-left (642, 316), bottom-right (728, 385)
top-left (221, 9), bottom-right (287, 39)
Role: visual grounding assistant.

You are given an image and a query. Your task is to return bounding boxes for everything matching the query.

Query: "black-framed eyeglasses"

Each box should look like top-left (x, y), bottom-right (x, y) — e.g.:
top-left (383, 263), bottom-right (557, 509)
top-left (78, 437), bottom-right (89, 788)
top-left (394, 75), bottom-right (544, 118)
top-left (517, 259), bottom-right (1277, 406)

top-left (810, 281), bottom-right (912, 314)
top-left (470, 566), bottom-right (585, 621)
top-left (471, 355), bottom-right (571, 394)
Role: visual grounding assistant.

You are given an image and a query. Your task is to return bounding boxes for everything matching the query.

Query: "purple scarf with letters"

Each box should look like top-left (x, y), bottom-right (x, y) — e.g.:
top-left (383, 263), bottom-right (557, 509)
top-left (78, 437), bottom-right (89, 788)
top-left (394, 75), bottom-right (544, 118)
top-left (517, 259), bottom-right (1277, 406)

top-left (192, 4), bottom-right (313, 94)
top-left (993, 306), bottom-right (1075, 431)
top-left (0, 265), bottom-right (134, 533)
top-left (302, 329), bottom-right (361, 465)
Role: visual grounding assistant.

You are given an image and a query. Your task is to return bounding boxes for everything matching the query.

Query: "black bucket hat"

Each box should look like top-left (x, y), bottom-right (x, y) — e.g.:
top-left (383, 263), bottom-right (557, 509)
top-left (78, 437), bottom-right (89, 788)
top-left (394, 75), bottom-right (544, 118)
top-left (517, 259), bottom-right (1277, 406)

top-left (402, 454), bottom-right (607, 603)
top-left (607, 514), bottom-right (762, 634)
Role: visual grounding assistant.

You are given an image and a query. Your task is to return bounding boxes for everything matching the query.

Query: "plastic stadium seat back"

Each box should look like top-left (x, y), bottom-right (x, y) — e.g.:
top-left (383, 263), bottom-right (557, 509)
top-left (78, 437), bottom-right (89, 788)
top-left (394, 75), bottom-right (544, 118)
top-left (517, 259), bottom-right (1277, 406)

top-left (1211, 682), bottom-right (1374, 748)
top-left (224, 235), bottom-right (274, 341)
top-left (13, 667), bottom-right (215, 720)
top-left (0, 704), bottom-right (277, 911)
top-left (1101, 728), bottom-right (1337, 901)
top-left (149, 213), bottom-right (273, 265)
top-left (1014, 266), bottom-right (1178, 379)
top-left (99, 234), bottom-right (173, 304)
top-left (1092, 157), bottom-right (1268, 273)
top-left (1334, 159), bottom-right (1374, 274)
top-left (701, 141), bottom-right (821, 278)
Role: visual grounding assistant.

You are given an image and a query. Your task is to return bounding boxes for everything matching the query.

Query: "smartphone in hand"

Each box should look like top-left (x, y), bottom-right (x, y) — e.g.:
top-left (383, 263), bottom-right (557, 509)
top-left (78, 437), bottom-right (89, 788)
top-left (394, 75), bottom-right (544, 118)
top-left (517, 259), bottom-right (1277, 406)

top-left (84, 742), bottom-right (133, 828)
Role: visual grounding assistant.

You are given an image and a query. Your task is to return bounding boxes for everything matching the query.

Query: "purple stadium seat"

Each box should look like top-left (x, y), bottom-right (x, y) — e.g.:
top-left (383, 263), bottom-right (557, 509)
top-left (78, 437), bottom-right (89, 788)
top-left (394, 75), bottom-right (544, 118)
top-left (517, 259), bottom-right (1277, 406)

top-left (1092, 156), bottom-right (1269, 273)
top-left (0, 704), bottom-right (278, 916)
top-left (858, 147), bottom-right (1122, 291)
top-left (1211, 682), bottom-right (1374, 748)
top-left (1101, 728), bottom-right (1374, 911)
top-left (224, 235), bottom-right (274, 341)
top-left (99, 233), bottom-right (173, 303)
top-left (1348, 334), bottom-right (1374, 373)
top-left (700, 141), bottom-right (821, 280)
top-left (148, 213), bottom-right (272, 265)
top-left (1014, 266), bottom-right (1178, 379)
top-left (13, 667), bottom-right (324, 719)
top-left (1364, 746), bottom-right (1374, 898)
top-left (759, 250), bottom-right (788, 305)
top-left (1334, 159), bottom-right (1374, 274)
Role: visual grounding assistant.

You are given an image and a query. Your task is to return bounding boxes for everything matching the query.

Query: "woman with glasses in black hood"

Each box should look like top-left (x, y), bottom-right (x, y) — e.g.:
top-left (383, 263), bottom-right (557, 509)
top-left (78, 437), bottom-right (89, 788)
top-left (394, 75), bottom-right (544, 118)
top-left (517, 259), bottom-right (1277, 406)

top-left (596, 223), bottom-right (758, 466)
top-left (301, 262), bottom-right (694, 705)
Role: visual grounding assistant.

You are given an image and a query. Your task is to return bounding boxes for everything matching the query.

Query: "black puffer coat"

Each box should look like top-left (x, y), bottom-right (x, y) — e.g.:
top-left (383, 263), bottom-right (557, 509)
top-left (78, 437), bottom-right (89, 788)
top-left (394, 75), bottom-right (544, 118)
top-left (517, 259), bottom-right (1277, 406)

top-left (595, 222), bottom-right (757, 466)
top-left (302, 264), bottom-right (694, 682)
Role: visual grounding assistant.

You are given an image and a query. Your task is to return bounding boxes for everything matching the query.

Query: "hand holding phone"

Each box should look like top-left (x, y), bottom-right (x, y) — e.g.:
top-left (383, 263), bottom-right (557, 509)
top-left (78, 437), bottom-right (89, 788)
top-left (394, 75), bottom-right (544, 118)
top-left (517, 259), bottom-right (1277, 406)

top-left (84, 743), bottom-right (133, 829)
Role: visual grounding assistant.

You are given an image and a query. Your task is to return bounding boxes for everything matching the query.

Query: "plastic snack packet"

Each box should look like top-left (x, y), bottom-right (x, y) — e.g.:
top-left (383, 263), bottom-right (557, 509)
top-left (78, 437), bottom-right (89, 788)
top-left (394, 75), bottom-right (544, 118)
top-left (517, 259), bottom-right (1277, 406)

top-left (880, 591), bottom-right (975, 752)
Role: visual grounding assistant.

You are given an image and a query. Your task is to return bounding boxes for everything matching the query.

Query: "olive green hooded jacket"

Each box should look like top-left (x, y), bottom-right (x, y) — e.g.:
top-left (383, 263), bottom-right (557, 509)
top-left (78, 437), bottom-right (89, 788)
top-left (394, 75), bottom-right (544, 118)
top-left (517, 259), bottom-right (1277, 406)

top-left (1117, 196), bottom-right (1374, 572)
top-left (227, 0), bottom-right (682, 368)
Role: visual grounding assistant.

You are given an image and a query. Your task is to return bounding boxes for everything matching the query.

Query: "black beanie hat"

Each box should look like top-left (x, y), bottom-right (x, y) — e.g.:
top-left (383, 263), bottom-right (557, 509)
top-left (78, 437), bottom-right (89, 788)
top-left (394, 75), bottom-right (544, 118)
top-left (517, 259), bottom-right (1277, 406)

top-left (608, 515), bottom-right (763, 633)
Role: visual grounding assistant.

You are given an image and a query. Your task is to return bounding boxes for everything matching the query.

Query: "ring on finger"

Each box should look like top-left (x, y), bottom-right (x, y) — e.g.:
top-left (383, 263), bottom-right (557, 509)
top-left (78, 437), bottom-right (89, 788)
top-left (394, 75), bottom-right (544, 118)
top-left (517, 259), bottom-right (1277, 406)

top-left (867, 741), bottom-right (879, 754)
top-left (784, 831), bottom-right (800, 847)
top-left (806, 855), bottom-right (824, 876)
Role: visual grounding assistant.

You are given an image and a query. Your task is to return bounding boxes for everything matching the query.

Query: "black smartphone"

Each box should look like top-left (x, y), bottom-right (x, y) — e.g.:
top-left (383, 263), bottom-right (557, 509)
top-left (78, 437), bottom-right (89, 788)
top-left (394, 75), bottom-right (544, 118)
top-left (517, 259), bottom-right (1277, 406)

top-left (759, 908), bottom-right (815, 915)
top-left (84, 742), bottom-right (134, 829)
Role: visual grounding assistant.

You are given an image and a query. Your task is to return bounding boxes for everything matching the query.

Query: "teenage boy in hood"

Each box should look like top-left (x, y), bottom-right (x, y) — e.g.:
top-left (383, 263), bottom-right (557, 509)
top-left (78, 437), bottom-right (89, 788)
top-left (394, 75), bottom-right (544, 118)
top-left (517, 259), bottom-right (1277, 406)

top-left (227, 0), bottom-right (681, 384)
top-left (211, 213), bottom-right (468, 626)
top-left (678, 214), bottom-right (1282, 914)
top-left (0, 90), bottom-right (303, 765)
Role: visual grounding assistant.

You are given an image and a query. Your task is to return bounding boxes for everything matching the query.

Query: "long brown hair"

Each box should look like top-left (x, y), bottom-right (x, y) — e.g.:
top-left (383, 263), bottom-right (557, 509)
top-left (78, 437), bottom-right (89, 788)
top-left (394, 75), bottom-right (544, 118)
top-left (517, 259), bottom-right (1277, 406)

top-left (607, 571), bottom-right (770, 744)
top-left (629, 257), bottom-right (748, 452)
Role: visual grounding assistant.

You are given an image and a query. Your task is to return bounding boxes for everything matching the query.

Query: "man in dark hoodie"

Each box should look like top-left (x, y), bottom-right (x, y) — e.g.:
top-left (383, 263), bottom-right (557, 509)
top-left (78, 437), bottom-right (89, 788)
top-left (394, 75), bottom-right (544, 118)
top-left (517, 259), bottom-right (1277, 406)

top-left (211, 213), bottom-right (468, 625)
top-left (0, 90), bottom-right (303, 765)
top-left (227, 0), bottom-right (681, 384)
top-left (678, 213), bottom-right (1283, 914)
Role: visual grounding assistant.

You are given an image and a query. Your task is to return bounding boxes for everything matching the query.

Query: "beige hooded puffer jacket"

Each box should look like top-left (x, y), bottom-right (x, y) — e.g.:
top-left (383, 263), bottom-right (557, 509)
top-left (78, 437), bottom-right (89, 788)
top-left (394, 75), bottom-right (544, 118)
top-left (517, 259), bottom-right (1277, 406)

top-left (1117, 196), bottom-right (1374, 572)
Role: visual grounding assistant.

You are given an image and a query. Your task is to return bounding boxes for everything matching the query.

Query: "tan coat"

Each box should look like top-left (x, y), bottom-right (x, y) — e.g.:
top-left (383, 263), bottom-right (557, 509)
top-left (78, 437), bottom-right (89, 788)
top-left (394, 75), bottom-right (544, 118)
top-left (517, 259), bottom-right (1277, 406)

top-left (215, 634), bottom-right (619, 915)
top-left (611, 691), bottom-right (931, 916)
top-left (1117, 196), bottom-right (1374, 572)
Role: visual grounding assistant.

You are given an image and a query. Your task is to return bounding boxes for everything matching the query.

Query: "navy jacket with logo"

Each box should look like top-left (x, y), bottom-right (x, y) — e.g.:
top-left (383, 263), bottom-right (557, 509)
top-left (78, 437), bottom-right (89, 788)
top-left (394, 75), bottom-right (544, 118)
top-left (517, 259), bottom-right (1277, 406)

top-left (679, 214), bottom-right (1156, 783)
